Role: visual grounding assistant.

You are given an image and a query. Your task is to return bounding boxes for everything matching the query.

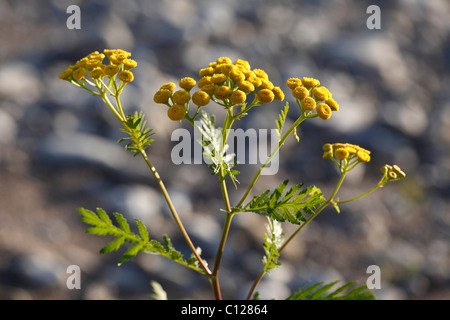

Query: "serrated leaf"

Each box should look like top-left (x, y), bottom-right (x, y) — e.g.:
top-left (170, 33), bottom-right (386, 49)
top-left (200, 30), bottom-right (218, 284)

top-left (135, 219), bottom-right (149, 242)
top-left (100, 236), bottom-right (126, 253)
top-left (118, 242), bottom-right (145, 265)
top-left (238, 180), bottom-right (325, 225)
top-left (113, 212), bottom-right (130, 233)
top-left (286, 280), bottom-right (376, 300)
top-left (96, 208), bottom-right (113, 226)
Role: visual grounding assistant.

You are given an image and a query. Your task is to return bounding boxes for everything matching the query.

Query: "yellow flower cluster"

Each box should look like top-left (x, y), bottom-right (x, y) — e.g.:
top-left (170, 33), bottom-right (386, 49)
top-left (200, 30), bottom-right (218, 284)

top-left (153, 78), bottom-right (197, 121)
top-left (286, 77), bottom-right (339, 120)
top-left (381, 164), bottom-right (406, 180)
top-left (59, 49), bottom-right (137, 84)
top-left (153, 57), bottom-right (285, 121)
top-left (322, 143), bottom-right (371, 163)
top-left (196, 57), bottom-right (284, 105)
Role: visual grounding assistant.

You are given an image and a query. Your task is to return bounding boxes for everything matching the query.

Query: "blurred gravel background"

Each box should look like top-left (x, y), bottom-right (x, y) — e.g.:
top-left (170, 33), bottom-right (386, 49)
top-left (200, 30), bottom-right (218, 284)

top-left (0, 0), bottom-right (449, 300)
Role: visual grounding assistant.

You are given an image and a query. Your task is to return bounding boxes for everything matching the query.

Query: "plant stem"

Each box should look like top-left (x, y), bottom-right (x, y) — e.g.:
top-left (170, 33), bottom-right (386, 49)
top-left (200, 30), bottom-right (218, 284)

top-left (245, 170), bottom-right (348, 299)
top-left (138, 149), bottom-right (211, 276)
top-left (236, 113), bottom-right (307, 209)
top-left (100, 90), bottom-right (212, 277)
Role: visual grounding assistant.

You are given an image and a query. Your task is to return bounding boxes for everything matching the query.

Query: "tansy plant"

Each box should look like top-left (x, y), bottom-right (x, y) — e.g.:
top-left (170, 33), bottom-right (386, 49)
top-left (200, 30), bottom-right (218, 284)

top-left (59, 50), bottom-right (405, 300)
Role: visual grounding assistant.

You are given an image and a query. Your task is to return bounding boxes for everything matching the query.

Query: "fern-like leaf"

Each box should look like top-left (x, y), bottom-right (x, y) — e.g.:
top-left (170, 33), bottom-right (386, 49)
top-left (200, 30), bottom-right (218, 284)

top-left (286, 280), bottom-right (376, 300)
top-left (195, 111), bottom-right (239, 187)
top-left (118, 111), bottom-right (155, 155)
top-left (275, 102), bottom-right (289, 141)
top-left (78, 208), bottom-right (207, 274)
top-left (235, 180), bottom-right (325, 225)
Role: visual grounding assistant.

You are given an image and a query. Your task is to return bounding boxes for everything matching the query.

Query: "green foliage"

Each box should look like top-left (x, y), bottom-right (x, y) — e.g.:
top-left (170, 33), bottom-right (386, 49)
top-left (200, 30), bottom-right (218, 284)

top-left (118, 111), bottom-right (155, 156)
top-left (78, 208), bottom-right (207, 274)
top-left (149, 281), bottom-right (168, 300)
top-left (276, 102), bottom-right (299, 143)
top-left (262, 217), bottom-right (284, 272)
top-left (235, 180), bottom-right (325, 225)
top-left (275, 102), bottom-right (289, 141)
top-left (196, 111), bottom-right (239, 187)
top-left (286, 280), bottom-right (376, 300)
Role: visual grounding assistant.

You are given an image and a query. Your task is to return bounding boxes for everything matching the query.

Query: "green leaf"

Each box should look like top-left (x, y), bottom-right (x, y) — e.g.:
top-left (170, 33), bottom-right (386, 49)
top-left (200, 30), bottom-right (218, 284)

top-left (113, 212), bottom-right (130, 233)
top-left (96, 208), bottom-right (113, 226)
top-left (236, 180), bottom-right (325, 225)
top-left (100, 236), bottom-right (126, 253)
top-left (286, 280), bottom-right (376, 300)
top-left (118, 242), bottom-right (145, 265)
top-left (275, 102), bottom-right (289, 141)
top-left (135, 219), bottom-right (149, 242)
top-left (118, 111), bottom-right (155, 154)
top-left (78, 207), bottom-right (207, 274)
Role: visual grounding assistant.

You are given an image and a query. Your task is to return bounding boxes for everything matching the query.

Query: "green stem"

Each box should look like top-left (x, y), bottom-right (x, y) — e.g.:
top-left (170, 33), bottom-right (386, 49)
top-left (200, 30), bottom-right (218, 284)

top-left (100, 90), bottom-right (211, 278)
top-left (138, 149), bottom-right (212, 276)
top-left (245, 170), bottom-right (348, 299)
top-left (236, 113), bottom-right (307, 209)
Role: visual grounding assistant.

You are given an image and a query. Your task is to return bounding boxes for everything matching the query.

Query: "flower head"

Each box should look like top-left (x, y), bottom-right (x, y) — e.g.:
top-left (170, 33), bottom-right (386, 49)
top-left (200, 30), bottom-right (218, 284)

top-left (257, 89), bottom-right (275, 104)
top-left (312, 86), bottom-right (331, 101)
top-left (167, 104), bottom-right (186, 121)
top-left (118, 70), bottom-right (134, 83)
top-left (192, 90), bottom-right (210, 107)
top-left (172, 90), bottom-right (191, 105)
top-left (179, 77), bottom-right (197, 91)
top-left (230, 90), bottom-right (246, 104)
top-left (154, 89), bottom-right (172, 104)
top-left (301, 77), bottom-right (320, 88)
top-left (316, 103), bottom-right (332, 120)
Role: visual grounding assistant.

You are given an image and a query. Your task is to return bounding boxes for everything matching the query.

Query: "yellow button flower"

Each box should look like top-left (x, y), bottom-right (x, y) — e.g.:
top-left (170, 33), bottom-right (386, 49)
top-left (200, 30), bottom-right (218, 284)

top-left (301, 77), bottom-right (320, 88)
top-left (199, 67), bottom-right (215, 77)
top-left (123, 59), bottom-right (138, 69)
top-left (253, 69), bottom-right (269, 80)
top-left (160, 82), bottom-right (176, 93)
top-left (172, 90), bottom-right (191, 105)
top-left (247, 76), bottom-right (262, 88)
top-left (104, 65), bottom-right (120, 76)
top-left (260, 79), bottom-right (274, 90)
top-left (198, 76), bottom-right (213, 89)
top-left (179, 77), bottom-right (197, 90)
top-left (312, 86), bottom-right (331, 101)
top-left (286, 78), bottom-right (302, 89)
top-left (229, 69), bottom-right (245, 83)
top-left (335, 148), bottom-right (350, 160)
top-left (356, 150), bottom-right (371, 162)
top-left (154, 89), bottom-right (172, 104)
top-left (214, 85), bottom-right (232, 100)
top-left (118, 70), bottom-right (134, 83)
top-left (217, 57), bottom-right (232, 64)
top-left (72, 67), bottom-right (87, 80)
top-left (272, 87), bottom-right (285, 101)
top-left (215, 63), bottom-right (233, 76)
top-left (316, 103), bottom-right (332, 120)
top-left (230, 90), bottom-right (247, 104)
top-left (257, 89), bottom-right (275, 104)
top-left (301, 97), bottom-right (316, 111)
top-left (238, 81), bottom-right (255, 93)
top-left (292, 86), bottom-right (309, 100)
top-left (192, 90), bottom-right (211, 107)
top-left (59, 65), bottom-right (74, 80)
top-left (233, 59), bottom-right (251, 71)
top-left (89, 67), bottom-right (105, 79)
top-left (167, 104), bottom-right (186, 121)
top-left (211, 73), bottom-right (228, 84)
top-left (202, 83), bottom-right (216, 96)
top-left (326, 98), bottom-right (339, 111)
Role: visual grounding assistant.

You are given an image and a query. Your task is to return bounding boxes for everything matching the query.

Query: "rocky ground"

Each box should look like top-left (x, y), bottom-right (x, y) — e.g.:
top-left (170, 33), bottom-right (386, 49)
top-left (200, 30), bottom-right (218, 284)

top-left (0, 0), bottom-right (449, 300)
